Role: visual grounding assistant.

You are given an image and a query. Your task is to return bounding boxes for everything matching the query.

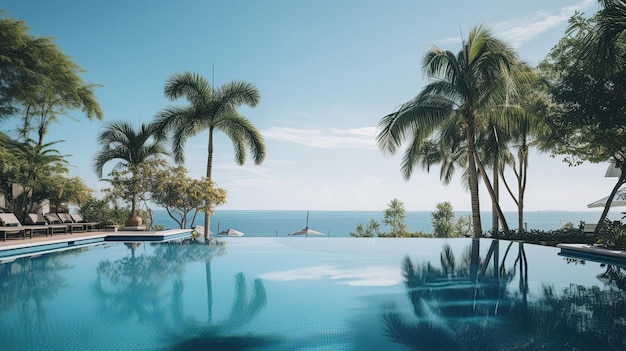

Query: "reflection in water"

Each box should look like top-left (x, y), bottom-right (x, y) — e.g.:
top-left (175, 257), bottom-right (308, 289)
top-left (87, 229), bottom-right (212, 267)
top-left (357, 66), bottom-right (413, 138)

top-left (0, 256), bottom-right (69, 327)
top-left (94, 239), bottom-right (277, 350)
top-left (0, 249), bottom-right (84, 350)
top-left (167, 272), bottom-right (277, 351)
top-left (383, 240), bottom-right (626, 350)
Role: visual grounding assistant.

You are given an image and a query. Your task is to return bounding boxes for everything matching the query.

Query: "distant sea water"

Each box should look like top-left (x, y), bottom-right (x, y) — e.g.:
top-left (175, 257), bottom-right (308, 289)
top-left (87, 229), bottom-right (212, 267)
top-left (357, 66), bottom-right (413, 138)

top-left (150, 209), bottom-right (623, 237)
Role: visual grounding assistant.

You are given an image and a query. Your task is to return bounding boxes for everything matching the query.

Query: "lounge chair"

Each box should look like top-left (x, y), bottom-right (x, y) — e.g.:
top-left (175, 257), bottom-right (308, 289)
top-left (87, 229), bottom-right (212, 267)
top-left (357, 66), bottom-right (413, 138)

top-left (0, 213), bottom-right (28, 241)
top-left (69, 213), bottom-right (99, 231)
top-left (0, 213), bottom-right (26, 241)
top-left (56, 213), bottom-right (86, 233)
top-left (25, 213), bottom-right (68, 235)
top-left (45, 213), bottom-right (81, 234)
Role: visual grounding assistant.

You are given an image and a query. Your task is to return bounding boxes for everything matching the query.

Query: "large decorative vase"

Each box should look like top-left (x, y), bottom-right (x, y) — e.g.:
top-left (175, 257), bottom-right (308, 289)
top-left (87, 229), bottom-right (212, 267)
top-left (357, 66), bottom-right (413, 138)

top-left (125, 214), bottom-right (143, 227)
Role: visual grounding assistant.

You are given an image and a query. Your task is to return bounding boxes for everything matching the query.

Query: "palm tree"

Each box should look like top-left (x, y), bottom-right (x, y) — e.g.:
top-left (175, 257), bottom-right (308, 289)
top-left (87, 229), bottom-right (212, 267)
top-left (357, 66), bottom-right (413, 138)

top-left (4, 137), bottom-right (69, 218)
top-left (93, 120), bottom-right (166, 224)
top-left (377, 25), bottom-right (518, 238)
top-left (578, 0), bottom-right (626, 76)
top-left (153, 71), bottom-right (266, 240)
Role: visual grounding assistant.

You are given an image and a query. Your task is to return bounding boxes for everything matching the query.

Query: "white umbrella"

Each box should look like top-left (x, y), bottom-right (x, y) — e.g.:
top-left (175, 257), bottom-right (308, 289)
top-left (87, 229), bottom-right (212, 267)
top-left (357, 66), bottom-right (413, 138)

top-left (587, 187), bottom-right (626, 208)
top-left (289, 210), bottom-right (325, 236)
top-left (289, 227), bottom-right (325, 236)
top-left (218, 228), bottom-right (245, 237)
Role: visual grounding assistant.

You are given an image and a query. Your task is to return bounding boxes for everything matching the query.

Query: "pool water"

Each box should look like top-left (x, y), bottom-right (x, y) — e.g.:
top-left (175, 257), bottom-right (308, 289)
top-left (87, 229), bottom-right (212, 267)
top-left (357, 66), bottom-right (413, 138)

top-left (1, 238), bottom-right (624, 350)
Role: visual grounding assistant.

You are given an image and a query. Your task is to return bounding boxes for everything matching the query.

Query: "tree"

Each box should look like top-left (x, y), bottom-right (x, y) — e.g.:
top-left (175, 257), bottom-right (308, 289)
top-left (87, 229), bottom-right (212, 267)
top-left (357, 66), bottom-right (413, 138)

top-left (0, 14), bottom-right (102, 144)
top-left (539, 5), bottom-right (626, 228)
top-left (377, 26), bottom-right (519, 238)
top-left (78, 196), bottom-right (131, 227)
top-left (1, 137), bottom-right (70, 218)
top-left (383, 199), bottom-right (409, 237)
top-left (93, 120), bottom-right (166, 224)
top-left (37, 174), bottom-right (91, 213)
top-left (431, 202), bottom-right (456, 237)
top-left (150, 165), bottom-right (227, 229)
top-left (350, 218), bottom-right (382, 237)
top-left (489, 64), bottom-right (550, 232)
top-left (153, 71), bottom-right (266, 239)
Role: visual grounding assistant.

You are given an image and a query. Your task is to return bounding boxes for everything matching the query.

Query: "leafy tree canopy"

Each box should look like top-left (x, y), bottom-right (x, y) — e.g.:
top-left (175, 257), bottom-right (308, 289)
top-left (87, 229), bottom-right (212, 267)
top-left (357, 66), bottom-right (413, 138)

top-left (150, 165), bottom-right (227, 229)
top-left (539, 10), bottom-right (626, 167)
top-left (0, 13), bottom-right (102, 144)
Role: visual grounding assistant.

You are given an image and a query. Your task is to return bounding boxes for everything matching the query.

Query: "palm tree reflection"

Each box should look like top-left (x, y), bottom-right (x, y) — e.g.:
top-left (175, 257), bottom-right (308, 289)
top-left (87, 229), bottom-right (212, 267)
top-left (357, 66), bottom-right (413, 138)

top-left (95, 239), bottom-right (277, 350)
top-left (383, 240), bottom-right (626, 350)
top-left (0, 250), bottom-right (79, 328)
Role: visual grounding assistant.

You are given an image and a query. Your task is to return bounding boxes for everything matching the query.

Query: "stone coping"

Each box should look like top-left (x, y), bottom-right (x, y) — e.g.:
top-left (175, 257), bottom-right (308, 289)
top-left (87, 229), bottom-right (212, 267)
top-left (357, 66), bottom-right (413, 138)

top-left (557, 243), bottom-right (626, 259)
top-left (0, 229), bottom-right (193, 252)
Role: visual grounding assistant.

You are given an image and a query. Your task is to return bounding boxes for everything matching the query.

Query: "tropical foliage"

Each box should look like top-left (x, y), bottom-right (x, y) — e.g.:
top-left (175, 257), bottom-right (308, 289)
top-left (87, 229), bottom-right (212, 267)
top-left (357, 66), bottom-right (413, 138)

top-left (153, 71), bottom-right (265, 239)
top-left (377, 26), bottom-right (523, 237)
top-left (150, 165), bottom-right (227, 229)
top-left (0, 14), bottom-right (99, 220)
top-left (93, 121), bottom-right (167, 219)
top-left (539, 2), bottom-right (626, 227)
top-left (350, 199), bottom-right (429, 237)
top-left (78, 196), bottom-right (132, 227)
top-left (0, 135), bottom-right (91, 219)
top-left (0, 14), bottom-right (102, 145)
top-left (430, 201), bottom-right (473, 237)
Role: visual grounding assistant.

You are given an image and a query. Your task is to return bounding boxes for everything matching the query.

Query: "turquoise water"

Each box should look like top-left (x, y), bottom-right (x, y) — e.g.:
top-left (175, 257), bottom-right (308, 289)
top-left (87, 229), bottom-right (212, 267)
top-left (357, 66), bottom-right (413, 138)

top-left (1, 238), bottom-right (624, 350)
top-left (152, 209), bottom-right (619, 236)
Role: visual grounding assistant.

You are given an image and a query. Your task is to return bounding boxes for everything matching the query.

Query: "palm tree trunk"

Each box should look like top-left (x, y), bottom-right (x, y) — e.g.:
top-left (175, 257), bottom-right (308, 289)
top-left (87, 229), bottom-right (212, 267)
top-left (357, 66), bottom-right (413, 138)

top-left (518, 151), bottom-right (525, 232)
top-left (492, 158), bottom-right (500, 232)
top-left (474, 150), bottom-right (511, 235)
top-left (205, 260), bottom-right (213, 322)
top-left (466, 126), bottom-right (483, 238)
top-left (204, 128), bottom-right (215, 240)
top-left (517, 144), bottom-right (529, 232)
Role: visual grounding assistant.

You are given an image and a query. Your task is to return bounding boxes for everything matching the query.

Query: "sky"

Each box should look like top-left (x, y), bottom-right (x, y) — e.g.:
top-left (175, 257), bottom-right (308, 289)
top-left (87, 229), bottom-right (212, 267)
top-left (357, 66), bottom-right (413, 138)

top-left (1, 0), bottom-right (615, 212)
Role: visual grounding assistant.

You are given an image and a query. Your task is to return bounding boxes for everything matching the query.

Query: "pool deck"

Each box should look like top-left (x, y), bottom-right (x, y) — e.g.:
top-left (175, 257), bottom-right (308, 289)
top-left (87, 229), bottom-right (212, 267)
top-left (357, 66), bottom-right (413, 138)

top-left (0, 229), bottom-right (193, 261)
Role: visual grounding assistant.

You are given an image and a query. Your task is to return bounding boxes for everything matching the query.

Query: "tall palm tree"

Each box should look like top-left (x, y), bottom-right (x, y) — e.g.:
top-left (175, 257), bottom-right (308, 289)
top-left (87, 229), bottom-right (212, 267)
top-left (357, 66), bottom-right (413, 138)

top-left (377, 25), bottom-right (518, 238)
top-left (93, 120), bottom-right (166, 221)
top-left (153, 71), bottom-right (266, 240)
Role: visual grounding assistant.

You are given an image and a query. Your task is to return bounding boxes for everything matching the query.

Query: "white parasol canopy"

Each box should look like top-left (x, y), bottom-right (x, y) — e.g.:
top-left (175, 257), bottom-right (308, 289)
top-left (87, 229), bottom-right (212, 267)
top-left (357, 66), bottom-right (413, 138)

top-left (587, 187), bottom-right (626, 208)
top-left (218, 228), bottom-right (245, 237)
top-left (289, 226), bottom-right (325, 236)
top-left (289, 210), bottom-right (324, 236)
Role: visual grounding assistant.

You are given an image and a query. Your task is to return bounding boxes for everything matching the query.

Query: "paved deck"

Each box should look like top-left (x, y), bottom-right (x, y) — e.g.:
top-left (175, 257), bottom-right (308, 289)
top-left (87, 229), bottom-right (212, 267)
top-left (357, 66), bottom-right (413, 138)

top-left (0, 229), bottom-right (193, 261)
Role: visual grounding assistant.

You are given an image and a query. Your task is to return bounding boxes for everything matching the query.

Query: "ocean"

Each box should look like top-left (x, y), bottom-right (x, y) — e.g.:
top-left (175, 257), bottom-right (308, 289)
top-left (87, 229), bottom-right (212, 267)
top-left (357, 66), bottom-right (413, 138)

top-left (150, 209), bottom-right (622, 237)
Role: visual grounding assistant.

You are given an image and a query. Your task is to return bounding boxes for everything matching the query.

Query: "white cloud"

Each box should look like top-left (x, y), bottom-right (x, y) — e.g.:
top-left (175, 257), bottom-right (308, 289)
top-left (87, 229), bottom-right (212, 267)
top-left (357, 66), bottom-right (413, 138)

top-left (435, 0), bottom-right (596, 49)
top-left (263, 126), bottom-right (377, 150)
top-left (259, 265), bottom-right (403, 287)
top-left (494, 0), bottom-right (596, 48)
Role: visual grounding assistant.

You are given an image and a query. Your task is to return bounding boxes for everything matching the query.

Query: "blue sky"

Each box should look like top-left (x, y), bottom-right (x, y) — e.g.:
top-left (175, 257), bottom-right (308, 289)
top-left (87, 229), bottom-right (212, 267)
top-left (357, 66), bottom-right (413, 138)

top-left (2, 0), bottom-right (613, 212)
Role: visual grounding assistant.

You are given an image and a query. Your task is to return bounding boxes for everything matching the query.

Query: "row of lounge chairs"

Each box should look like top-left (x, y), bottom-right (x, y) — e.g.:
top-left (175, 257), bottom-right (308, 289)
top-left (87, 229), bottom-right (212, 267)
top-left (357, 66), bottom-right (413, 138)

top-left (0, 212), bottom-right (100, 241)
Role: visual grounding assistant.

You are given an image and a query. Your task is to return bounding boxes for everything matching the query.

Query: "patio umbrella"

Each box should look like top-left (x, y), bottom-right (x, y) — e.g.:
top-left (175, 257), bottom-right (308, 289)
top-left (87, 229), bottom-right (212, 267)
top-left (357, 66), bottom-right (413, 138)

top-left (289, 227), bottom-right (325, 236)
top-left (218, 228), bottom-right (245, 237)
top-left (587, 187), bottom-right (626, 208)
top-left (289, 210), bottom-right (324, 236)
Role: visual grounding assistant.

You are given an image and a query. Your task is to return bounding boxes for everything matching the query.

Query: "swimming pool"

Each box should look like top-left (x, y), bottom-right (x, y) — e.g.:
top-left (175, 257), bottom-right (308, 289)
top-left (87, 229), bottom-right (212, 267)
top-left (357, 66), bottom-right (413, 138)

top-left (1, 238), bottom-right (624, 350)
